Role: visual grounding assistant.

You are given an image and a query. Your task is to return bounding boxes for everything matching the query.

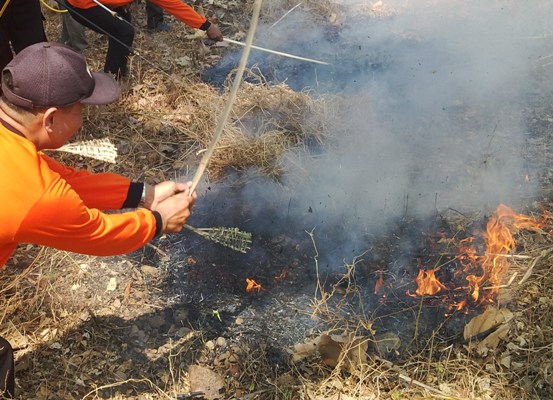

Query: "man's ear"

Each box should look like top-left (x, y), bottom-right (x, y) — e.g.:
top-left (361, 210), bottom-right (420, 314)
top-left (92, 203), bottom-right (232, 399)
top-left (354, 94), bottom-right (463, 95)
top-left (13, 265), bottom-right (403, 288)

top-left (42, 107), bottom-right (59, 134)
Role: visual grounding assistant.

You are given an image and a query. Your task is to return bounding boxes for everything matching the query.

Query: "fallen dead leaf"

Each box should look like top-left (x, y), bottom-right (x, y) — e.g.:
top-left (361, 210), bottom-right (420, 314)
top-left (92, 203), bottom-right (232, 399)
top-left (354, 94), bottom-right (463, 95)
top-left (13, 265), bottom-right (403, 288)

top-left (106, 277), bottom-right (117, 292)
top-left (189, 365), bottom-right (225, 400)
top-left (293, 333), bottom-right (368, 373)
top-left (292, 336), bottom-right (321, 361)
top-left (464, 307), bottom-right (513, 340)
top-left (141, 265), bottom-right (159, 276)
top-left (476, 323), bottom-right (511, 357)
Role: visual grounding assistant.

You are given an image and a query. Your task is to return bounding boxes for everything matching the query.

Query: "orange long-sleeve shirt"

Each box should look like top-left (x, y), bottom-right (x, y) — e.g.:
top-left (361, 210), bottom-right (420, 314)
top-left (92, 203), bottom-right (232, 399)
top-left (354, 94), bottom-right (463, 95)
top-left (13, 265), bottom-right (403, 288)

top-left (67, 0), bottom-right (209, 30)
top-left (0, 121), bottom-right (160, 267)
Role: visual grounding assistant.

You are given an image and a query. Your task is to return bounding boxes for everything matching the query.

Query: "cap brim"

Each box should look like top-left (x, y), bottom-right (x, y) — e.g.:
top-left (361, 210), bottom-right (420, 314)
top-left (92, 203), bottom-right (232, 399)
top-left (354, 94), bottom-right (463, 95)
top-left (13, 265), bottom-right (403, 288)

top-left (81, 72), bottom-right (120, 105)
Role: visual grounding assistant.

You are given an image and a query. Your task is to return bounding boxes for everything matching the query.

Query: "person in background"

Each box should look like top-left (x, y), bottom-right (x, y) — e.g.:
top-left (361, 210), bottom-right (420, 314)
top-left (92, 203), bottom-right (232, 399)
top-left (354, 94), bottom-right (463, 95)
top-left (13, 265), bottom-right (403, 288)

top-left (61, 0), bottom-right (167, 53)
top-left (0, 42), bottom-right (197, 397)
top-left (146, 0), bottom-right (169, 33)
top-left (0, 0), bottom-right (47, 70)
top-left (61, 7), bottom-right (89, 51)
top-left (61, 1), bottom-right (172, 55)
top-left (63, 0), bottom-right (224, 78)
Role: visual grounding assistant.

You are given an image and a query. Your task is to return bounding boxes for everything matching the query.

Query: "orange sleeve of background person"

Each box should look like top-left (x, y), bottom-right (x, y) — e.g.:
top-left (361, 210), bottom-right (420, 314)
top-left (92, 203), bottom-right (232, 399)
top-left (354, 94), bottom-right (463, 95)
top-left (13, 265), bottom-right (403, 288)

top-left (0, 125), bottom-right (158, 267)
top-left (147, 0), bottom-right (207, 28)
top-left (67, 0), bottom-right (207, 29)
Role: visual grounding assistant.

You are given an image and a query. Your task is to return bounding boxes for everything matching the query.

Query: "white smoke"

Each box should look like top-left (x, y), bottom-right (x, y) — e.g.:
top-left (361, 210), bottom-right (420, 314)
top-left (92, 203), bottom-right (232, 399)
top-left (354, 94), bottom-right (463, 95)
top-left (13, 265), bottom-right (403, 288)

top-left (207, 1), bottom-right (553, 268)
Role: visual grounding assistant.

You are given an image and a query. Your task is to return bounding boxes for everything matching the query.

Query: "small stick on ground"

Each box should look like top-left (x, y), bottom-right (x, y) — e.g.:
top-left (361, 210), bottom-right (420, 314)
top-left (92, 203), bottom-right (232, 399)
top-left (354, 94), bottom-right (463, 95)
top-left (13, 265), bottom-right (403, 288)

top-left (270, 2), bottom-right (302, 28)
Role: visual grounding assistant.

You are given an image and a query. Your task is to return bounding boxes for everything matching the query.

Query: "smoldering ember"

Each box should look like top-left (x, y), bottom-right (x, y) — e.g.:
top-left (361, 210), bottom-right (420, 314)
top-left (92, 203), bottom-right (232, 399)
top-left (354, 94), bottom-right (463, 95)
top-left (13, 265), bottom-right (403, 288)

top-left (3, 1), bottom-right (553, 399)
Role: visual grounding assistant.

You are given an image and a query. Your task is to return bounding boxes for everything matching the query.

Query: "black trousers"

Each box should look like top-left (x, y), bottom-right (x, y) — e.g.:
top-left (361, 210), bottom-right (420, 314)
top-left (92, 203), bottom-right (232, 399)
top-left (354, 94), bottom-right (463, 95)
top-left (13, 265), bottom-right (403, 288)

top-left (145, 0), bottom-right (164, 29)
top-left (64, 1), bottom-right (134, 76)
top-left (0, 336), bottom-right (14, 398)
top-left (0, 0), bottom-right (47, 71)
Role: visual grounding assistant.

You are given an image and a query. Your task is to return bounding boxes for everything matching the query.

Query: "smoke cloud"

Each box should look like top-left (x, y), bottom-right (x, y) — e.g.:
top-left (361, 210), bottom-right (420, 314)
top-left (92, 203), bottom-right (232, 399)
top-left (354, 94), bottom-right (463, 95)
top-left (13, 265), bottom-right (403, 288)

top-left (199, 1), bottom-right (553, 268)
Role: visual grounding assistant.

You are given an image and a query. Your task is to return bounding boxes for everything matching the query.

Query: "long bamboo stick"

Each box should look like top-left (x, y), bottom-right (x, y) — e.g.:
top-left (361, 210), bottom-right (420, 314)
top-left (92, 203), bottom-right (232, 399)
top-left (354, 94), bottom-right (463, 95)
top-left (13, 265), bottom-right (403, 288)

top-left (189, 0), bottom-right (263, 193)
top-left (181, 0), bottom-right (262, 252)
top-left (223, 37), bottom-right (330, 65)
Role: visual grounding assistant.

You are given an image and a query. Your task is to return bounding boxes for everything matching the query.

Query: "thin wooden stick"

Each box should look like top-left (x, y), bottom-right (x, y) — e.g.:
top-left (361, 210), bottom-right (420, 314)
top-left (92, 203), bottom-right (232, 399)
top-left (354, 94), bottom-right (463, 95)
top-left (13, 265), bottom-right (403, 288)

top-left (190, 0), bottom-right (263, 193)
top-left (374, 356), bottom-right (463, 400)
top-left (519, 247), bottom-right (553, 284)
top-left (486, 253), bottom-right (531, 259)
top-left (519, 253), bottom-right (544, 285)
top-left (270, 2), bottom-right (302, 28)
top-left (398, 373), bottom-right (462, 400)
top-left (223, 38), bottom-right (330, 66)
top-left (482, 272), bottom-right (518, 290)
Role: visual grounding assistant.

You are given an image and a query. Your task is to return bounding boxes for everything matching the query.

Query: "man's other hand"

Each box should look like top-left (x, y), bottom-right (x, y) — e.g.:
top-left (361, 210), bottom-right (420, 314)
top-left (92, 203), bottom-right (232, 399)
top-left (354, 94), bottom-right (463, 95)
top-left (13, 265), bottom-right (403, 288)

top-left (150, 184), bottom-right (197, 233)
top-left (144, 181), bottom-right (191, 209)
top-left (206, 24), bottom-right (223, 42)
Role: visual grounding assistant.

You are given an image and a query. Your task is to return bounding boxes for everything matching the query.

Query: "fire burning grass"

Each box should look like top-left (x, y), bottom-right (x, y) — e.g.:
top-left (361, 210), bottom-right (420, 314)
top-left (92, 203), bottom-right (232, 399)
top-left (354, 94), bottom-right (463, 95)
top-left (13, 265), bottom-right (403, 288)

top-left (5, 201), bottom-right (553, 399)
top-left (17, 3), bottom-right (553, 399)
top-left (245, 277), bottom-right (263, 293)
top-left (405, 204), bottom-right (545, 313)
top-left (300, 201), bottom-right (553, 398)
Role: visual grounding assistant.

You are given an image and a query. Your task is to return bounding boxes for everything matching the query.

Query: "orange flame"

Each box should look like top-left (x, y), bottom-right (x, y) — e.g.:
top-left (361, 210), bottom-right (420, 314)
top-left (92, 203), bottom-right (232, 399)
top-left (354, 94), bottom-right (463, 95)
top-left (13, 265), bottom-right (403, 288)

top-left (414, 269), bottom-right (446, 296)
top-left (411, 204), bottom-right (541, 310)
top-left (374, 272), bottom-right (384, 294)
top-left (465, 204), bottom-right (540, 302)
top-left (451, 300), bottom-right (466, 311)
top-left (246, 278), bottom-right (263, 293)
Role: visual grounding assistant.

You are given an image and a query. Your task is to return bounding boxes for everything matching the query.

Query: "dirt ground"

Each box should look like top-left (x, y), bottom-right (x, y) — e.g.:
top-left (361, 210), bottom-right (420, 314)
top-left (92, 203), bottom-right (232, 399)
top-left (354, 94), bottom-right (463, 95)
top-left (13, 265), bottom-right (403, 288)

top-left (3, 1), bottom-right (553, 399)
top-left (5, 1), bottom-right (330, 399)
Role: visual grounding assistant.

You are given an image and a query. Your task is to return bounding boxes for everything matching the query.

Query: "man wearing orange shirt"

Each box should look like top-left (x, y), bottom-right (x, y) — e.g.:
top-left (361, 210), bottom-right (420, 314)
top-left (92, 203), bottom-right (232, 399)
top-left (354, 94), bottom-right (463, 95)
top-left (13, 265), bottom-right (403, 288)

top-left (62, 0), bottom-right (223, 77)
top-left (0, 42), bottom-right (197, 397)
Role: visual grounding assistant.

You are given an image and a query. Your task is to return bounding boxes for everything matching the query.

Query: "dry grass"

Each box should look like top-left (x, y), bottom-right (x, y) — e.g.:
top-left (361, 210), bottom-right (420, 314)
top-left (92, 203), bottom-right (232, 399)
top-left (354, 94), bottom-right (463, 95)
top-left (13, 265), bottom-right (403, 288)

top-left (0, 247), bottom-right (205, 398)
top-left (114, 67), bottom-right (335, 181)
top-left (6, 133), bottom-right (553, 399)
top-left (6, 205), bottom-right (549, 400)
top-left (3, 1), bottom-right (553, 399)
top-left (262, 0), bottom-right (343, 26)
top-left (284, 205), bottom-right (553, 400)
